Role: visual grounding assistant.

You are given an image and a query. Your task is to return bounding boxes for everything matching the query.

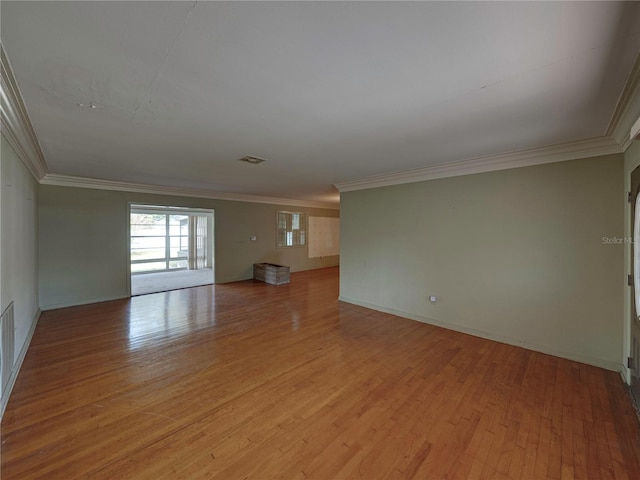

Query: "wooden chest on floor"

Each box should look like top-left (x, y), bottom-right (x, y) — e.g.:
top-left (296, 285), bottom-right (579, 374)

top-left (253, 263), bottom-right (290, 285)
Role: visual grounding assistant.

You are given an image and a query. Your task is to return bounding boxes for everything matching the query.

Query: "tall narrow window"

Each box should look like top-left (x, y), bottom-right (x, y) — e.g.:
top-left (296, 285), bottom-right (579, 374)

top-left (277, 211), bottom-right (306, 248)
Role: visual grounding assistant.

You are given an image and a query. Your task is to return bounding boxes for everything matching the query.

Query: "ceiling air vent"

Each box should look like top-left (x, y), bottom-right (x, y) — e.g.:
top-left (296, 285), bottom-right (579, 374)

top-left (239, 155), bottom-right (267, 165)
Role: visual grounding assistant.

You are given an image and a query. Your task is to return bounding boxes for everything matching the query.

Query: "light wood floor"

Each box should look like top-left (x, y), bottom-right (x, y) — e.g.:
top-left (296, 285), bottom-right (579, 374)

top-left (2, 267), bottom-right (640, 479)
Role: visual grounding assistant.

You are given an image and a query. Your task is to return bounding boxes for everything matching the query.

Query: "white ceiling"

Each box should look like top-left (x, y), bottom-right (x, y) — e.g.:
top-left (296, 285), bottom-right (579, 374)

top-left (2, 1), bottom-right (640, 207)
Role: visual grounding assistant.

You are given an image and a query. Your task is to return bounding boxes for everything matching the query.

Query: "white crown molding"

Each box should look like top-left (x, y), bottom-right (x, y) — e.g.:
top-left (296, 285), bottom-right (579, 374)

top-left (336, 47), bottom-right (640, 194)
top-left (334, 136), bottom-right (622, 193)
top-left (40, 173), bottom-right (340, 210)
top-left (1, 41), bottom-right (335, 209)
top-left (607, 49), bottom-right (640, 151)
top-left (0, 43), bottom-right (48, 180)
top-left (3, 35), bottom-right (637, 202)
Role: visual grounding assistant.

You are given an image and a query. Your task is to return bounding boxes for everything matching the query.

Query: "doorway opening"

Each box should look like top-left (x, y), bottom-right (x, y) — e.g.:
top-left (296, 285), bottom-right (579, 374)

top-left (630, 167), bottom-right (640, 411)
top-left (129, 204), bottom-right (214, 296)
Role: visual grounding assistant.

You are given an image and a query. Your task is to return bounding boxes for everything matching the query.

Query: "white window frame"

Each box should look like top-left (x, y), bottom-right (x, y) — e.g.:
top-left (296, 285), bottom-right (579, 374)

top-left (277, 211), bottom-right (307, 248)
top-left (130, 205), bottom-right (213, 274)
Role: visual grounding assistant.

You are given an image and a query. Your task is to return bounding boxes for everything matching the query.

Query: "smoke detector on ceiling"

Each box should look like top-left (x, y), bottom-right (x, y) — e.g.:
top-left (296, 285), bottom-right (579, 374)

top-left (239, 155), bottom-right (267, 165)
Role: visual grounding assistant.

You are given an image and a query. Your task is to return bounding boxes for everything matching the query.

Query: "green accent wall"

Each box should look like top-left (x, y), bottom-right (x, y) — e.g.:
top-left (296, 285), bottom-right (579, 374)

top-left (39, 186), bottom-right (338, 309)
top-left (340, 154), bottom-right (624, 370)
top-left (1, 133), bottom-right (40, 414)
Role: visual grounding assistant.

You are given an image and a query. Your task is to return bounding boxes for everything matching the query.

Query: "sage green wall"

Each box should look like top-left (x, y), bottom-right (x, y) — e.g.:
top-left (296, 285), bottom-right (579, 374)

top-left (340, 154), bottom-right (624, 371)
top-left (39, 185), bottom-right (339, 309)
top-left (1, 134), bottom-right (39, 413)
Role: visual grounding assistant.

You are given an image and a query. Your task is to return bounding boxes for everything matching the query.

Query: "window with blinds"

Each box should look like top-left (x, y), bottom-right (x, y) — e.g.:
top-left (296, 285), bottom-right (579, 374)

top-left (130, 206), bottom-right (212, 273)
top-left (277, 211), bottom-right (306, 248)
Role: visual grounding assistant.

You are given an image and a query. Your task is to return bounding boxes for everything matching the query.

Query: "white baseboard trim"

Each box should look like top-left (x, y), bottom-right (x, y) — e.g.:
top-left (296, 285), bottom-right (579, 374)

top-left (338, 296), bottom-right (623, 374)
top-left (41, 295), bottom-right (129, 311)
top-left (1, 308), bottom-right (41, 419)
top-left (620, 364), bottom-right (632, 386)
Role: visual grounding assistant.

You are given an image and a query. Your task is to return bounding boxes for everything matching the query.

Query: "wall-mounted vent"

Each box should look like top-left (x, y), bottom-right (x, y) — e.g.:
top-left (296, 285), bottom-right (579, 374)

top-left (239, 155), bottom-right (267, 165)
top-left (1, 302), bottom-right (15, 396)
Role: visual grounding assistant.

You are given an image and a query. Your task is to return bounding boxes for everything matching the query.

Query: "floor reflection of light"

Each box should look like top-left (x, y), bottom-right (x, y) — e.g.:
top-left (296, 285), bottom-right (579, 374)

top-left (292, 311), bottom-right (300, 331)
top-left (127, 287), bottom-right (216, 350)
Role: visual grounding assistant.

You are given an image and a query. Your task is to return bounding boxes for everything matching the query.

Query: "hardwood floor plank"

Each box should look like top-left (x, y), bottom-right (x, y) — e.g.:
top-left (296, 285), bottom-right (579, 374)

top-left (2, 267), bottom-right (640, 479)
